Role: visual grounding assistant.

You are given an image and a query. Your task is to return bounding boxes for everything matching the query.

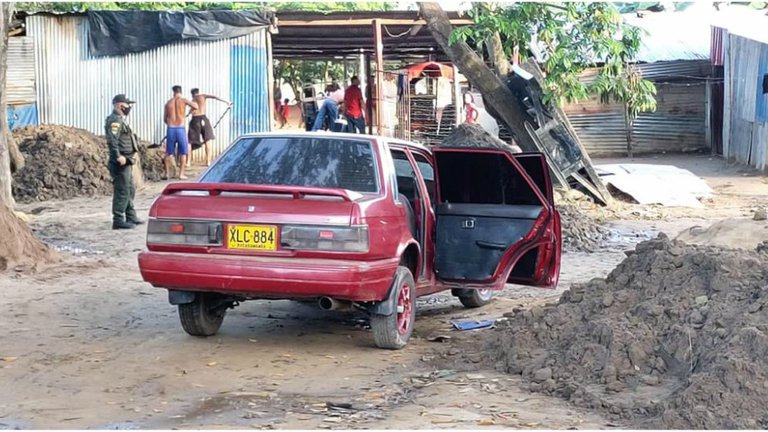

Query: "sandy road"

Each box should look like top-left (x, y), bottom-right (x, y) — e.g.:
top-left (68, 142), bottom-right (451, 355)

top-left (1, 154), bottom-right (764, 429)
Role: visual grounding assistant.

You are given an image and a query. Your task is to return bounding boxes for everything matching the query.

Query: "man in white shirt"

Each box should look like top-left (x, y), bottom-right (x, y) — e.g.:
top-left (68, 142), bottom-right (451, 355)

top-left (311, 82), bottom-right (345, 131)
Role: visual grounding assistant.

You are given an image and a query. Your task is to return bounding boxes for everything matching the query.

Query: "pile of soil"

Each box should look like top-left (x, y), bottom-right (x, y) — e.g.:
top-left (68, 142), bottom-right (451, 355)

top-left (138, 141), bottom-right (168, 181)
top-left (439, 123), bottom-right (522, 152)
top-left (0, 205), bottom-right (58, 271)
top-left (676, 217), bottom-right (768, 250)
top-left (554, 189), bottom-right (611, 252)
top-left (12, 125), bottom-right (112, 202)
top-left (556, 203), bottom-right (611, 252)
top-left (491, 234), bottom-right (768, 428)
top-left (11, 125), bottom-right (165, 203)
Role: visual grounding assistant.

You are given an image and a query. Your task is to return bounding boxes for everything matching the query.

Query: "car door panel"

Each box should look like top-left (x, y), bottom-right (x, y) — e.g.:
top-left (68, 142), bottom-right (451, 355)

top-left (435, 203), bottom-right (542, 281)
top-left (432, 149), bottom-right (561, 289)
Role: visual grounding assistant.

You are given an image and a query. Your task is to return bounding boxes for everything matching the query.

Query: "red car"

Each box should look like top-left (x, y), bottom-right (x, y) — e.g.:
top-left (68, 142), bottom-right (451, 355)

top-left (138, 132), bottom-right (561, 349)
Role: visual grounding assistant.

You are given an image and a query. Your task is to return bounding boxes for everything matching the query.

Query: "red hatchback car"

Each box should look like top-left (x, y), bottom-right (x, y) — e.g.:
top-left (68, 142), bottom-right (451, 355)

top-left (138, 132), bottom-right (561, 349)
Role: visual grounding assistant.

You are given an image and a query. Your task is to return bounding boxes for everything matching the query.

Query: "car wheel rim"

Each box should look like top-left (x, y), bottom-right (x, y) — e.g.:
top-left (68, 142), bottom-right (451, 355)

top-left (396, 282), bottom-right (412, 336)
top-left (478, 288), bottom-right (492, 300)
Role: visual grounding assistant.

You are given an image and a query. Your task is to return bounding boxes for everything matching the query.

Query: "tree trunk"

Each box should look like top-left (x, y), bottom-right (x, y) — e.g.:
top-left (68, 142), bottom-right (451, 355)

top-left (418, 2), bottom-right (536, 151)
top-left (9, 134), bottom-right (23, 174)
top-left (0, 3), bottom-right (12, 207)
top-left (486, 32), bottom-right (510, 77)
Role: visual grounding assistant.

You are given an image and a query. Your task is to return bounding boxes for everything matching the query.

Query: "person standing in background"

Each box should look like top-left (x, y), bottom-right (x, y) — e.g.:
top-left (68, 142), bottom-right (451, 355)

top-left (343, 76), bottom-right (366, 134)
top-left (163, 85), bottom-right (197, 180)
top-left (105, 94), bottom-right (142, 230)
top-left (189, 88), bottom-right (231, 166)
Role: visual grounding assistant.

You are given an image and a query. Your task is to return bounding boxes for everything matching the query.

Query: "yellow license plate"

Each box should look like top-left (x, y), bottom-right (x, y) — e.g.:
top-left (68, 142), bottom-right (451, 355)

top-left (227, 224), bottom-right (278, 251)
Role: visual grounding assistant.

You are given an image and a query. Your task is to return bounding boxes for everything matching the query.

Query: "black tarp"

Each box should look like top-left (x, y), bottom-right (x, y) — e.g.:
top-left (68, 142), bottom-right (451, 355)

top-left (87, 10), bottom-right (274, 57)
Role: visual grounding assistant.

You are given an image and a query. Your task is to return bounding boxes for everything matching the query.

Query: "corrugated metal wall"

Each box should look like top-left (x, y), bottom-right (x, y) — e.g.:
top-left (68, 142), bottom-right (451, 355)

top-left (230, 44), bottom-right (270, 138)
top-left (27, 15), bottom-right (269, 161)
top-left (724, 33), bottom-right (768, 171)
top-left (564, 61), bottom-right (711, 157)
top-left (8, 36), bottom-right (36, 105)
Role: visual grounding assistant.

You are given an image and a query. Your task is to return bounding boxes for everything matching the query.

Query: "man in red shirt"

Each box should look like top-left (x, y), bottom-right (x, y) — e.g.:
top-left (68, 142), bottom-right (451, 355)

top-left (343, 76), bottom-right (366, 134)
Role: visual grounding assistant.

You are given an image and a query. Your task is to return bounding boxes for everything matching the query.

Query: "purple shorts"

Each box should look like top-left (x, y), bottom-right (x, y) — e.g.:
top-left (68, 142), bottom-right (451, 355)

top-left (166, 126), bottom-right (189, 156)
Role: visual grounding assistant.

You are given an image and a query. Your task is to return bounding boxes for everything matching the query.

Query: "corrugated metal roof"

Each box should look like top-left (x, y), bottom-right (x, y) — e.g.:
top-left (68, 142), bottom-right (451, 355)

top-left (624, 5), bottom-right (768, 63)
top-left (624, 11), bottom-right (711, 62)
top-left (26, 15), bottom-right (270, 162)
top-left (7, 36), bottom-right (36, 105)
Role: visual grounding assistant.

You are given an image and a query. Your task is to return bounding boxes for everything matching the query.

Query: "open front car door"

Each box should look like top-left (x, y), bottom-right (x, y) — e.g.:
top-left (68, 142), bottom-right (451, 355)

top-left (433, 149), bottom-right (561, 289)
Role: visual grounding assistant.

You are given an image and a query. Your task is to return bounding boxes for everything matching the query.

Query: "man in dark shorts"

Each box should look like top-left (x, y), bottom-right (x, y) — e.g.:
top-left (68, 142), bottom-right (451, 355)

top-left (164, 85), bottom-right (198, 180)
top-left (189, 88), bottom-right (231, 166)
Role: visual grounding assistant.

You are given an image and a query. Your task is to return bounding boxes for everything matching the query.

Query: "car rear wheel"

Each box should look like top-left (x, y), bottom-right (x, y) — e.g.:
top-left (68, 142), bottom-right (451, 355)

top-left (453, 288), bottom-right (494, 308)
top-left (371, 266), bottom-right (416, 350)
top-left (178, 293), bottom-right (226, 337)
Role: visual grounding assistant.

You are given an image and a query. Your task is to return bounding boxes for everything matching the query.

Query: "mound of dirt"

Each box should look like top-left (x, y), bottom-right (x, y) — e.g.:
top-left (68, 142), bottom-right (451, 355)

top-left (0, 205), bottom-right (58, 271)
top-left (138, 141), bottom-right (168, 182)
top-left (557, 203), bottom-right (611, 253)
top-left (491, 235), bottom-right (768, 428)
top-left (439, 123), bottom-right (522, 152)
top-left (12, 125), bottom-right (112, 202)
top-left (12, 125), bottom-right (164, 203)
top-left (676, 218), bottom-right (768, 250)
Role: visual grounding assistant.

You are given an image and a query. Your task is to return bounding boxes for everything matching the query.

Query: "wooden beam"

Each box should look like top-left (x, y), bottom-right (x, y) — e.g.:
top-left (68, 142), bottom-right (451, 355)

top-left (278, 18), bottom-right (473, 27)
top-left (266, 32), bottom-right (275, 132)
top-left (374, 19), bottom-right (384, 136)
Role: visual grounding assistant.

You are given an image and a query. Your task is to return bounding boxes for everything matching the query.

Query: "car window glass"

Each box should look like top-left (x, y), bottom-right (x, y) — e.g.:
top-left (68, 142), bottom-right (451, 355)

top-left (391, 151), bottom-right (416, 177)
top-left (436, 152), bottom-right (540, 206)
top-left (202, 136), bottom-right (379, 193)
top-left (412, 153), bottom-right (436, 205)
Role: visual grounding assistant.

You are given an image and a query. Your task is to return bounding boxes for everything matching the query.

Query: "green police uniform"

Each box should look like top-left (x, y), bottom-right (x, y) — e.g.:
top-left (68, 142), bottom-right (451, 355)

top-left (105, 109), bottom-right (139, 226)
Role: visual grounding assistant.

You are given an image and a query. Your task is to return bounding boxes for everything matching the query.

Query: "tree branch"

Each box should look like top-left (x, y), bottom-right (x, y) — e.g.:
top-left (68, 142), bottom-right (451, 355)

top-left (419, 2), bottom-right (536, 150)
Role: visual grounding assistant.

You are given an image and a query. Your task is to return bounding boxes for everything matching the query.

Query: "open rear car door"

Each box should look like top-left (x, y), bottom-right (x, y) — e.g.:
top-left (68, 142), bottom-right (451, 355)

top-left (433, 149), bottom-right (561, 289)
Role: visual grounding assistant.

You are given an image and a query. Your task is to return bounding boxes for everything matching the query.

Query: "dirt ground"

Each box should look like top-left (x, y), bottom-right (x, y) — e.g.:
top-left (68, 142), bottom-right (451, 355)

top-left (1, 154), bottom-right (766, 429)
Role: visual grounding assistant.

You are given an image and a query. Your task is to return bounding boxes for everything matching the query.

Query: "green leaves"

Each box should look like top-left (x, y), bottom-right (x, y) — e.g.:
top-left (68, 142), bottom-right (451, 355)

top-left (453, 1), bottom-right (657, 117)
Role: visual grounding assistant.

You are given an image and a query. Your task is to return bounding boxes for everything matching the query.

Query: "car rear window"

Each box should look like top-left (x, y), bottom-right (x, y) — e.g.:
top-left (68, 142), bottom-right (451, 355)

top-left (201, 136), bottom-right (379, 193)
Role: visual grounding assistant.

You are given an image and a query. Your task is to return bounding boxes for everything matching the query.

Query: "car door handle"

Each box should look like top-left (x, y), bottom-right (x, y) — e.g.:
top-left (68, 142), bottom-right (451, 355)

top-left (476, 240), bottom-right (507, 250)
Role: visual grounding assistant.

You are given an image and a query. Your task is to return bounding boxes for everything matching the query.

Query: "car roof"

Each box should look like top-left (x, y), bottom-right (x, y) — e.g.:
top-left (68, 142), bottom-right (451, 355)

top-left (238, 131), bottom-right (431, 153)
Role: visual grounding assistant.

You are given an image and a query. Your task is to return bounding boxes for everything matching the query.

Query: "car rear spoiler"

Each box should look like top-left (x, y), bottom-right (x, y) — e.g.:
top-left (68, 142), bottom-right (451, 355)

top-left (162, 182), bottom-right (362, 201)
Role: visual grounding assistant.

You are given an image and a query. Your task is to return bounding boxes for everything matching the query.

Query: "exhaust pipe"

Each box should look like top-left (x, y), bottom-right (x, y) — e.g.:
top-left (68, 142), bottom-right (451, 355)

top-left (318, 297), bottom-right (351, 311)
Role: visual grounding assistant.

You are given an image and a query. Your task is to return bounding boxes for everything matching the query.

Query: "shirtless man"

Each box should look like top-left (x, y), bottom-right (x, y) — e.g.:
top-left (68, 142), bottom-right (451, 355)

top-left (164, 85), bottom-right (197, 180)
top-left (189, 88), bottom-right (231, 166)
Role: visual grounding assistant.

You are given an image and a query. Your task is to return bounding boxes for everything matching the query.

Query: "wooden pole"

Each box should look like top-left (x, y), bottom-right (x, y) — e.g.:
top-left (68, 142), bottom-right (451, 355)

top-left (373, 19), bottom-right (385, 136)
top-left (266, 32), bottom-right (276, 133)
top-left (453, 64), bottom-right (461, 126)
top-left (365, 53), bottom-right (373, 135)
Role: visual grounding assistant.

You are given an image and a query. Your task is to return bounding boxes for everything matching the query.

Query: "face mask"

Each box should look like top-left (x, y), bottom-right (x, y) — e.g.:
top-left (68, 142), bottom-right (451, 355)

top-left (121, 105), bottom-right (132, 116)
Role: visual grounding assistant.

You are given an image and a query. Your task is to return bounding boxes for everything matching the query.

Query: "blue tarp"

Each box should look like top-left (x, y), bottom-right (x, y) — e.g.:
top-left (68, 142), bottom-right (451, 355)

top-left (7, 103), bottom-right (38, 130)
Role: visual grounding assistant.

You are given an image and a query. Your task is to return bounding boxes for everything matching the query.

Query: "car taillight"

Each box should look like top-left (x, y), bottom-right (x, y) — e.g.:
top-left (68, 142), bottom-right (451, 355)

top-left (280, 225), bottom-right (369, 253)
top-left (147, 220), bottom-right (223, 246)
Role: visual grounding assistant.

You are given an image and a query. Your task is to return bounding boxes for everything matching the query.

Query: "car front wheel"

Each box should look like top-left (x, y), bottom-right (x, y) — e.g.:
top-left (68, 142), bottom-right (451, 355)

top-left (453, 288), bottom-right (494, 308)
top-left (178, 293), bottom-right (226, 337)
top-left (370, 266), bottom-right (416, 350)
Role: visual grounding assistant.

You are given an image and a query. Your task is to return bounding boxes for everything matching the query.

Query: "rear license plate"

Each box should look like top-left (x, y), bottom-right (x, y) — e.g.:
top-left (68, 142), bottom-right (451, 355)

top-left (227, 224), bottom-right (278, 251)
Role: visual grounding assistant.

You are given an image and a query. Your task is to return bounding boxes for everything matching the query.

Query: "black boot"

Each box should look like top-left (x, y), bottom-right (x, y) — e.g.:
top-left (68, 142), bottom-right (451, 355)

top-left (127, 218), bottom-right (145, 225)
top-left (113, 220), bottom-right (136, 230)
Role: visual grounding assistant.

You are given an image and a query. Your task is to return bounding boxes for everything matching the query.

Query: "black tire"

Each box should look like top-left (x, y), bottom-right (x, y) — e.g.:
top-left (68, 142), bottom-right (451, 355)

top-left (178, 293), bottom-right (226, 337)
top-left (453, 288), bottom-right (494, 308)
top-left (371, 266), bottom-right (416, 350)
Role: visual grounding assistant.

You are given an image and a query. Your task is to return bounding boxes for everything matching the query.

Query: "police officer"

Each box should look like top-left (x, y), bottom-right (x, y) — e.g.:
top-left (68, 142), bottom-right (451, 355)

top-left (105, 94), bottom-right (143, 230)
